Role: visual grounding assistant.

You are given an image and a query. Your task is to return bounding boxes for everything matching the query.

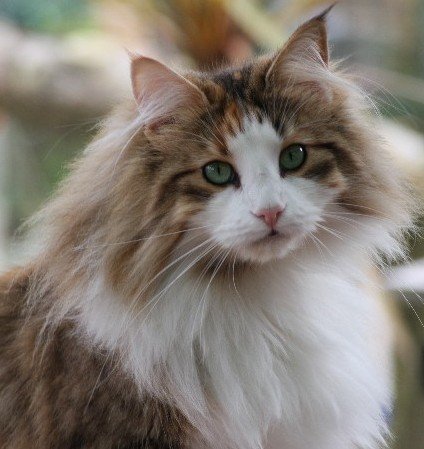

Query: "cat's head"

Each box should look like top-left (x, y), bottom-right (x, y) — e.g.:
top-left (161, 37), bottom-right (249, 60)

top-left (108, 10), bottom-right (410, 270)
top-left (39, 10), bottom-right (414, 296)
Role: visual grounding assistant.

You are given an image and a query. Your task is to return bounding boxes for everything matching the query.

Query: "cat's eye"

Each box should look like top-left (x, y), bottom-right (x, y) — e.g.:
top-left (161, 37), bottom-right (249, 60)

top-left (279, 144), bottom-right (307, 172)
top-left (203, 161), bottom-right (235, 185)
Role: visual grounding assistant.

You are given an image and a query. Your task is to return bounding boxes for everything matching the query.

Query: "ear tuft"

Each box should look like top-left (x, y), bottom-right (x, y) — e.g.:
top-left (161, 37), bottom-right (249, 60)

top-left (130, 54), bottom-right (206, 129)
top-left (314, 2), bottom-right (337, 22)
top-left (266, 5), bottom-right (334, 83)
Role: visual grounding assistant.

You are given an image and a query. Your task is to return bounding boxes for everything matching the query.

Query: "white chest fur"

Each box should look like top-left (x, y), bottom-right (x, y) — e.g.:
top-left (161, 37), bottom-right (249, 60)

top-left (80, 258), bottom-right (392, 449)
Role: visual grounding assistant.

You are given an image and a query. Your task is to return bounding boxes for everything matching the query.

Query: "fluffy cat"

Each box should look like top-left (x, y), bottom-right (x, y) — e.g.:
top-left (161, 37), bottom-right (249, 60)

top-left (0, 9), bottom-right (415, 449)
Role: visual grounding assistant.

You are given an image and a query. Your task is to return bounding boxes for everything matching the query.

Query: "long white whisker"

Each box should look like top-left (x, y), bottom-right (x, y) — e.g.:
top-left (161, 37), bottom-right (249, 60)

top-left (327, 202), bottom-right (390, 218)
top-left (77, 225), bottom-right (212, 250)
top-left (315, 223), bottom-right (345, 240)
top-left (310, 232), bottom-right (336, 258)
top-left (398, 290), bottom-right (424, 329)
top-left (231, 249), bottom-right (242, 300)
top-left (307, 233), bottom-right (326, 262)
top-left (198, 248), bottom-right (233, 349)
top-left (135, 242), bottom-right (219, 329)
top-left (189, 245), bottom-right (226, 344)
top-left (117, 238), bottom-right (217, 336)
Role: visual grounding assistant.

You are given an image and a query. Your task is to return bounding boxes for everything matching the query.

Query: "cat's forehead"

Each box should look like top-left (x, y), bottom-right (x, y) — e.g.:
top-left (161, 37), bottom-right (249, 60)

top-left (187, 62), bottom-right (348, 164)
top-left (192, 63), bottom-right (314, 142)
top-left (192, 61), bottom-right (269, 111)
top-left (226, 117), bottom-right (282, 177)
top-left (211, 64), bottom-right (256, 101)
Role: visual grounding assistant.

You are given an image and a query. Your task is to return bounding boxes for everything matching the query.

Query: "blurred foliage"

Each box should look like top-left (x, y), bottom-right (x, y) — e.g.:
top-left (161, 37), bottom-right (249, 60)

top-left (139, 0), bottom-right (233, 66)
top-left (0, 0), bottom-right (90, 33)
top-left (129, 0), bottom-right (332, 66)
top-left (3, 121), bottom-right (93, 232)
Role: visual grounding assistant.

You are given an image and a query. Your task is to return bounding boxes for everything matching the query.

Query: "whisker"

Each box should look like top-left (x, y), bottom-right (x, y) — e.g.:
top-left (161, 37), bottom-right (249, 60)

top-left (196, 115), bottom-right (226, 149)
top-left (231, 249), bottom-right (242, 300)
top-left (327, 202), bottom-right (391, 218)
top-left (189, 246), bottom-right (227, 343)
top-left (135, 242), bottom-right (219, 328)
top-left (315, 223), bottom-right (345, 240)
top-left (410, 288), bottom-right (424, 306)
top-left (398, 290), bottom-right (424, 329)
top-left (351, 72), bottom-right (414, 122)
top-left (111, 126), bottom-right (141, 179)
top-left (322, 214), bottom-right (388, 230)
top-left (307, 233), bottom-right (328, 263)
top-left (198, 247), bottom-right (233, 348)
top-left (118, 238), bottom-right (217, 334)
top-left (77, 225), bottom-right (212, 250)
top-left (314, 233), bottom-right (337, 258)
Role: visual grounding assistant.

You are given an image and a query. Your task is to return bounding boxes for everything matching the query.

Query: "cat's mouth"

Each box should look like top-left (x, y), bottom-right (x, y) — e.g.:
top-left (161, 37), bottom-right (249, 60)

top-left (253, 230), bottom-right (288, 245)
top-left (251, 224), bottom-right (302, 248)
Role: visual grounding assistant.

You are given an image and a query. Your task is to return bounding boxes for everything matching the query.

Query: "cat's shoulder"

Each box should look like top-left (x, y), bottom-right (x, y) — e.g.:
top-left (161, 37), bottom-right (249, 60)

top-left (0, 266), bottom-right (31, 312)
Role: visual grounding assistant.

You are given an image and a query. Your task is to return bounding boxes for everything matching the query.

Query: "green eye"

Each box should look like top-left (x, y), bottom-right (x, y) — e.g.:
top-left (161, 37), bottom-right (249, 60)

top-left (279, 144), bottom-right (307, 172)
top-left (203, 161), bottom-right (235, 185)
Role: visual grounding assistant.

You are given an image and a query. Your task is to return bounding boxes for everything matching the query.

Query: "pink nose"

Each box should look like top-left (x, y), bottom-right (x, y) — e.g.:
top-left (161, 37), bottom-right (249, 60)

top-left (253, 206), bottom-right (284, 229)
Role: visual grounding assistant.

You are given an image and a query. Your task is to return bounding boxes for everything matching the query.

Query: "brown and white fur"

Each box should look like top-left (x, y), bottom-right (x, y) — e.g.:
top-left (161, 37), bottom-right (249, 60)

top-left (0, 10), bottom-right (415, 449)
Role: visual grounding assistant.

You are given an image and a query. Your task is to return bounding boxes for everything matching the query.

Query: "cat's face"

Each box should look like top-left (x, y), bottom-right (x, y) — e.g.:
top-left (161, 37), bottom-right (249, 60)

top-left (126, 14), bottom-right (406, 269)
top-left (191, 113), bottom-right (339, 263)
top-left (91, 13), bottom-right (410, 290)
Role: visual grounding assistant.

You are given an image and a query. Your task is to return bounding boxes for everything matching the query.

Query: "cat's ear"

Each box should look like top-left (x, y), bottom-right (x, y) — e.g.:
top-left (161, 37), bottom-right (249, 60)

top-left (130, 54), bottom-right (207, 129)
top-left (266, 6), bottom-right (333, 83)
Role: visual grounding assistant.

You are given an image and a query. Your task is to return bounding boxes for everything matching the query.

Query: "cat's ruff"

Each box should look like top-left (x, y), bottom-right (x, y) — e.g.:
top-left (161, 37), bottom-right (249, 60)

top-left (79, 254), bottom-right (392, 449)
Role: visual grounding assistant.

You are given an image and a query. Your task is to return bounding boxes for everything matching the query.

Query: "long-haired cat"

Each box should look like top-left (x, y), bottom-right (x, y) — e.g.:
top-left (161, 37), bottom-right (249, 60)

top-left (0, 9), bottom-right (415, 449)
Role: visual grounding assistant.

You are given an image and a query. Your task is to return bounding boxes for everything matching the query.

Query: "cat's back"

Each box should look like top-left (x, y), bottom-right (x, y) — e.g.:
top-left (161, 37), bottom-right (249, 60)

top-left (0, 266), bottom-right (190, 449)
top-left (0, 267), bottom-right (30, 346)
top-left (0, 266), bottom-right (28, 304)
top-left (0, 267), bottom-right (35, 449)
top-left (0, 267), bottom-right (36, 383)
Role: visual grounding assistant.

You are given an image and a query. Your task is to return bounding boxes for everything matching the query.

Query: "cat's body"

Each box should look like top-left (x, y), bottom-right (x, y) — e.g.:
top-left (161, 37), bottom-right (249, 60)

top-left (0, 10), bottom-right (415, 449)
top-left (0, 259), bottom-right (391, 449)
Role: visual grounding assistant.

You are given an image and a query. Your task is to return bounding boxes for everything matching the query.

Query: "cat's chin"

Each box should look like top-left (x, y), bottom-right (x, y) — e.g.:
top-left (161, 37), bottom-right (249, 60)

top-left (236, 231), bottom-right (304, 264)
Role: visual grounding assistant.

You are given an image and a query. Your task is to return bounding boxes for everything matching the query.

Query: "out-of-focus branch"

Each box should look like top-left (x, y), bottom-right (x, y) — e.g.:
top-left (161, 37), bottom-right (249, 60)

top-left (225, 0), bottom-right (287, 50)
top-left (0, 20), bottom-right (128, 127)
top-left (124, 0), bottom-right (286, 67)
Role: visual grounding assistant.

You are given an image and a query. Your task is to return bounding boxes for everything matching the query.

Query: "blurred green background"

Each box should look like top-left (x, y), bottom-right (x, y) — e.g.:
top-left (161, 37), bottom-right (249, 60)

top-left (0, 1), bottom-right (423, 448)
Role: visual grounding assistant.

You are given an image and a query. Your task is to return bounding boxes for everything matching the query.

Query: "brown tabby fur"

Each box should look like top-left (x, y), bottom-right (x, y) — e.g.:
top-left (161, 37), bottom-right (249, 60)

top-left (0, 269), bottom-right (190, 449)
top-left (0, 11), bottom-right (412, 449)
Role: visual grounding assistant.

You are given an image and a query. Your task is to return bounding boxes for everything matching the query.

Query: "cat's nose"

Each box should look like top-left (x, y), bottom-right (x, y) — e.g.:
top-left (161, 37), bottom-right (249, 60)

top-left (253, 206), bottom-right (284, 229)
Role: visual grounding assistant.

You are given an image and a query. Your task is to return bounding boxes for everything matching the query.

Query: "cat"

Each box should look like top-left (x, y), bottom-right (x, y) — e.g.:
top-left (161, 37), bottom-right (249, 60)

top-left (0, 8), bottom-right (415, 449)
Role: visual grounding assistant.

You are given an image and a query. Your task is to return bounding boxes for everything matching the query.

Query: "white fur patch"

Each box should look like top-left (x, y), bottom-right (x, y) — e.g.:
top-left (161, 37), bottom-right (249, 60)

top-left (79, 254), bottom-right (391, 449)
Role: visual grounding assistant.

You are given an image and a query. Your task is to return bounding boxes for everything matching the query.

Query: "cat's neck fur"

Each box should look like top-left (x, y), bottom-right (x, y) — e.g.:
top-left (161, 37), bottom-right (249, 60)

top-left (73, 245), bottom-right (389, 449)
